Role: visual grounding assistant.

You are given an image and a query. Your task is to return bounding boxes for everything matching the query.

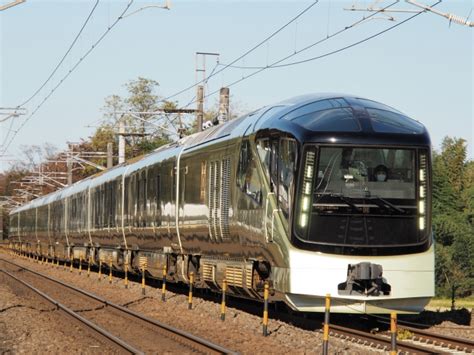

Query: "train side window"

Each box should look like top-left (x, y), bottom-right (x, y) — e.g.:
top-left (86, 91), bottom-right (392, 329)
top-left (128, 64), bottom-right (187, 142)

top-left (135, 174), bottom-right (140, 228)
top-left (141, 170), bottom-right (147, 227)
top-left (278, 138), bottom-right (297, 217)
top-left (156, 174), bottom-right (161, 226)
top-left (237, 140), bottom-right (262, 204)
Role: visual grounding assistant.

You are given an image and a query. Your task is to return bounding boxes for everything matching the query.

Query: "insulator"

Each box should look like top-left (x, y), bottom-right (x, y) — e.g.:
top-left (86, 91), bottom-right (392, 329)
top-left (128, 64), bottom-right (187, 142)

top-left (448, 14), bottom-right (473, 26)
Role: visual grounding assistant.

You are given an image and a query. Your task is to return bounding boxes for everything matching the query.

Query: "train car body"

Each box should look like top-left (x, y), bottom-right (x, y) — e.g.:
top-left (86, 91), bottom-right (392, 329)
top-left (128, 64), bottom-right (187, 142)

top-left (9, 93), bottom-right (435, 313)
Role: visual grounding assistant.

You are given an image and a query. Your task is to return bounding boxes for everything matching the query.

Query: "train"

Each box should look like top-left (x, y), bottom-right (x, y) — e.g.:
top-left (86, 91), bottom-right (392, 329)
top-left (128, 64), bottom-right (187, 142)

top-left (9, 93), bottom-right (434, 313)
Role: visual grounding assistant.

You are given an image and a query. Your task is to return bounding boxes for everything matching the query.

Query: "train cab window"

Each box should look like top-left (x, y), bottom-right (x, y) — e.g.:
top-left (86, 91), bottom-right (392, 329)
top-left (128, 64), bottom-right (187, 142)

top-left (366, 108), bottom-right (424, 134)
top-left (282, 98), bottom-right (348, 121)
top-left (256, 138), bottom-right (271, 183)
top-left (293, 108), bottom-right (360, 132)
top-left (278, 139), bottom-right (297, 216)
top-left (270, 140), bottom-right (278, 191)
top-left (256, 137), bottom-right (279, 192)
top-left (237, 140), bottom-right (262, 203)
top-left (281, 98), bottom-right (360, 132)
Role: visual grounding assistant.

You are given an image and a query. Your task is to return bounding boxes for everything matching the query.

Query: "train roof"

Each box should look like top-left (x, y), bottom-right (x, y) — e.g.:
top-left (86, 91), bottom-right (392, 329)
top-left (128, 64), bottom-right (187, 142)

top-left (10, 93), bottom-right (429, 215)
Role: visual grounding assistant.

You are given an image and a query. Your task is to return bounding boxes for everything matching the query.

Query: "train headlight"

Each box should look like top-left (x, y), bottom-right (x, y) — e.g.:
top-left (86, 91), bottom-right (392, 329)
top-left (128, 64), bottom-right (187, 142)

top-left (419, 216), bottom-right (425, 230)
top-left (418, 152), bottom-right (428, 231)
top-left (299, 214), bottom-right (308, 228)
top-left (302, 196), bottom-right (310, 212)
top-left (297, 148), bottom-right (316, 235)
top-left (418, 201), bottom-right (425, 214)
top-left (419, 186), bottom-right (425, 198)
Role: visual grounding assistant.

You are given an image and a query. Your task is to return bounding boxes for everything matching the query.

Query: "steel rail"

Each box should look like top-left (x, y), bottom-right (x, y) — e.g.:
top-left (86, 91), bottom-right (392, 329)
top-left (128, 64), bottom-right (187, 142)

top-left (378, 318), bottom-right (474, 353)
top-left (0, 268), bottom-right (142, 355)
top-left (1, 258), bottom-right (237, 355)
top-left (328, 323), bottom-right (439, 354)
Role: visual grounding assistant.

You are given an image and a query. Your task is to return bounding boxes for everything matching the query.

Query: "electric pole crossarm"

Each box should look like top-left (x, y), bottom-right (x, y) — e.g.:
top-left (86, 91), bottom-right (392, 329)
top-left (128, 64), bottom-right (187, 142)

top-left (70, 155), bottom-right (107, 171)
top-left (344, 7), bottom-right (420, 13)
top-left (406, 0), bottom-right (474, 27)
top-left (0, 0), bottom-right (25, 11)
top-left (127, 113), bottom-right (177, 136)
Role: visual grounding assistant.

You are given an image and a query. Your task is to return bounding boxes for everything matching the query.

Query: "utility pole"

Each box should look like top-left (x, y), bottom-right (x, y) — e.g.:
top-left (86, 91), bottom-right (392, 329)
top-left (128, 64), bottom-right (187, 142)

top-left (107, 142), bottom-right (113, 169)
top-left (66, 144), bottom-right (73, 186)
top-left (218, 87), bottom-right (230, 124)
top-left (195, 52), bottom-right (219, 132)
top-left (0, 205), bottom-right (3, 240)
top-left (67, 158), bottom-right (73, 186)
top-left (118, 119), bottom-right (126, 164)
top-left (196, 86), bottom-right (204, 132)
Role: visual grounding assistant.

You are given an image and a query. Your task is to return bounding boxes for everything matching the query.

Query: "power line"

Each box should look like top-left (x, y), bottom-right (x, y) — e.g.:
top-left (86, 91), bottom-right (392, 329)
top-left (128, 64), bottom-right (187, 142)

top-left (186, 0), bottom-right (440, 107)
top-left (161, 0), bottom-right (321, 103)
top-left (1, 0), bottom-right (135, 155)
top-left (18, 0), bottom-right (100, 108)
top-left (219, 0), bottom-right (401, 70)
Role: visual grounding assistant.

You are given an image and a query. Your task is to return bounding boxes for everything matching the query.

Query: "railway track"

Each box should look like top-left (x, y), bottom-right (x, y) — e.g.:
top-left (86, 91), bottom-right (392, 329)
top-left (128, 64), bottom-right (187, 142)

top-left (5, 253), bottom-right (474, 355)
top-left (0, 258), bottom-right (236, 355)
top-left (377, 317), bottom-right (474, 354)
top-left (327, 318), bottom-right (474, 354)
top-left (327, 323), bottom-right (438, 354)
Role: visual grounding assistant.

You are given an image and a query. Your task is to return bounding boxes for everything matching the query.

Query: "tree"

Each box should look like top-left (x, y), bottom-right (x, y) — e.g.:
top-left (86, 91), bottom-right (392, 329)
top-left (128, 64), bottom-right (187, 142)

top-left (432, 136), bottom-right (473, 297)
top-left (101, 77), bottom-right (171, 159)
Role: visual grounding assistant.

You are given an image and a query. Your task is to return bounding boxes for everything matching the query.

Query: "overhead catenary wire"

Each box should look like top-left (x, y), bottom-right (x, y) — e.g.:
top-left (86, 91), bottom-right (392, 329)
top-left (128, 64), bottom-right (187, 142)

top-left (185, 0), bottom-right (440, 107)
top-left (17, 0), bottom-right (100, 108)
top-left (219, 0), bottom-right (401, 70)
top-left (180, 0), bottom-right (400, 110)
top-left (160, 0), bottom-right (321, 104)
top-left (1, 0), bottom-right (135, 155)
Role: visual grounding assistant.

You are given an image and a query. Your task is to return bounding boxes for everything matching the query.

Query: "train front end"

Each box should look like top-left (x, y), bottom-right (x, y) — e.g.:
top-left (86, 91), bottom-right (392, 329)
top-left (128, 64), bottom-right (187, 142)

top-left (282, 96), bottom-right (434, 313)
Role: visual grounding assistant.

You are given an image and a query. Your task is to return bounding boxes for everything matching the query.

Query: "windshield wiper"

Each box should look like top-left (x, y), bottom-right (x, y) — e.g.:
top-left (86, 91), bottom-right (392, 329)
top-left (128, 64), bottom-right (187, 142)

top-left (316, 193), bottom-right (361, 212)
top-left (367, 196), bottom-right (405, 214)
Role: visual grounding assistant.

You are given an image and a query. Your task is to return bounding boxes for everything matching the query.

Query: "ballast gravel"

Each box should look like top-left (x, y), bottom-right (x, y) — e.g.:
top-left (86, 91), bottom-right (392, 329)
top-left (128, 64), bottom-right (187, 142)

top-left (0, 272), bottom-right (117, 354)
top-left (2, 252), bottom-right (472, 354)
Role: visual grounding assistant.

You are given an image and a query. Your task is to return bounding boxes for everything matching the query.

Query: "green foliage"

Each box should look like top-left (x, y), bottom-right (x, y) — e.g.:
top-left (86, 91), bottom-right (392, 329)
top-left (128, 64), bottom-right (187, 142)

top-left (433, 137), bottom-right (473, 298)
top-left (125, 77), bottom-right (160, 113)
top-left (135, 137), bottom-right (170, 155)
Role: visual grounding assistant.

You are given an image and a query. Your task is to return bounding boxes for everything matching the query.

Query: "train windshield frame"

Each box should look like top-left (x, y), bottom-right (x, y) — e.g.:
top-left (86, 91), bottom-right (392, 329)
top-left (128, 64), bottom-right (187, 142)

top-left (293, 144), bottom-right (431, 256)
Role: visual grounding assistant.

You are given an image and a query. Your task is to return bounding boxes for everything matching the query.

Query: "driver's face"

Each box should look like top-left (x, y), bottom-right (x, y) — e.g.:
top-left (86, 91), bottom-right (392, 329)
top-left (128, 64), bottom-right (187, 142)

top-left (376, 172), bottom-right (387, 182)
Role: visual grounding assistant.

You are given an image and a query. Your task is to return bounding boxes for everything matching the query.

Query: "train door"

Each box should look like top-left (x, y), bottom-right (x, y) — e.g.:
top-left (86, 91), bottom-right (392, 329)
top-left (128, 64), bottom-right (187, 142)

top-left (177, 160), bottom-right (186, 229)
top-left (159, 159), bottom-right (176, 242)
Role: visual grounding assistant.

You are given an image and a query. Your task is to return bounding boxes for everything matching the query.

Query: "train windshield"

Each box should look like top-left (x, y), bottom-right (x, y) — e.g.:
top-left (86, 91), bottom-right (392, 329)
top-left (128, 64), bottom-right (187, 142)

top-left (315, 147), bottom-right (415, 200)
top-left (295, 146), bottom-right (429, 254)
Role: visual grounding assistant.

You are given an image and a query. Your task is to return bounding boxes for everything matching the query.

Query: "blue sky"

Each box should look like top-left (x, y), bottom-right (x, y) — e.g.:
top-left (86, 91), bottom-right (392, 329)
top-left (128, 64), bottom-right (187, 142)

top-left (0, 0), bottom-right (472, 171)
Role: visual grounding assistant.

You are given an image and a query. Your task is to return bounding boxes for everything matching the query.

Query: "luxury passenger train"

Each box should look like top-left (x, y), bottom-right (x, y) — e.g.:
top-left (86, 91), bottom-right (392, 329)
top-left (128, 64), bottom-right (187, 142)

top-left (9, 93), bottom-right (434, 313)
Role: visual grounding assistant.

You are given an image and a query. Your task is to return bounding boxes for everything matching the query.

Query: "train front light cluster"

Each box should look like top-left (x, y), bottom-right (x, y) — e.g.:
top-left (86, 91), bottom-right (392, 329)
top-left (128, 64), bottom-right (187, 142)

top-left (419, 153), bottom-right (427, 231)
top-left (299, 149), bottom-right (316, 229)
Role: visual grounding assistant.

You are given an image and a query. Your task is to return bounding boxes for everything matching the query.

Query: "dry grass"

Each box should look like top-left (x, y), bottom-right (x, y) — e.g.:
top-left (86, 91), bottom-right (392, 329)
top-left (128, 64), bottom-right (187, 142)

top-left (428, 296), bottom-right (474, 309)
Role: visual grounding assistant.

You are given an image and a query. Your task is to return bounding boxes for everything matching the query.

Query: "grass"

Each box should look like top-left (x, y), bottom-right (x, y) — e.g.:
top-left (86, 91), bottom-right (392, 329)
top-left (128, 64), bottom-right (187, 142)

top-left (427, 296), bottom-right (474, 309)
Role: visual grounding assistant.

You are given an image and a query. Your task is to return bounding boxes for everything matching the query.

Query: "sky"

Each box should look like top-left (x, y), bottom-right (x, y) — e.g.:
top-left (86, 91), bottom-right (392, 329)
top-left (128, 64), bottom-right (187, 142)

top-left (0, 0), bottom-right (472, 172)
